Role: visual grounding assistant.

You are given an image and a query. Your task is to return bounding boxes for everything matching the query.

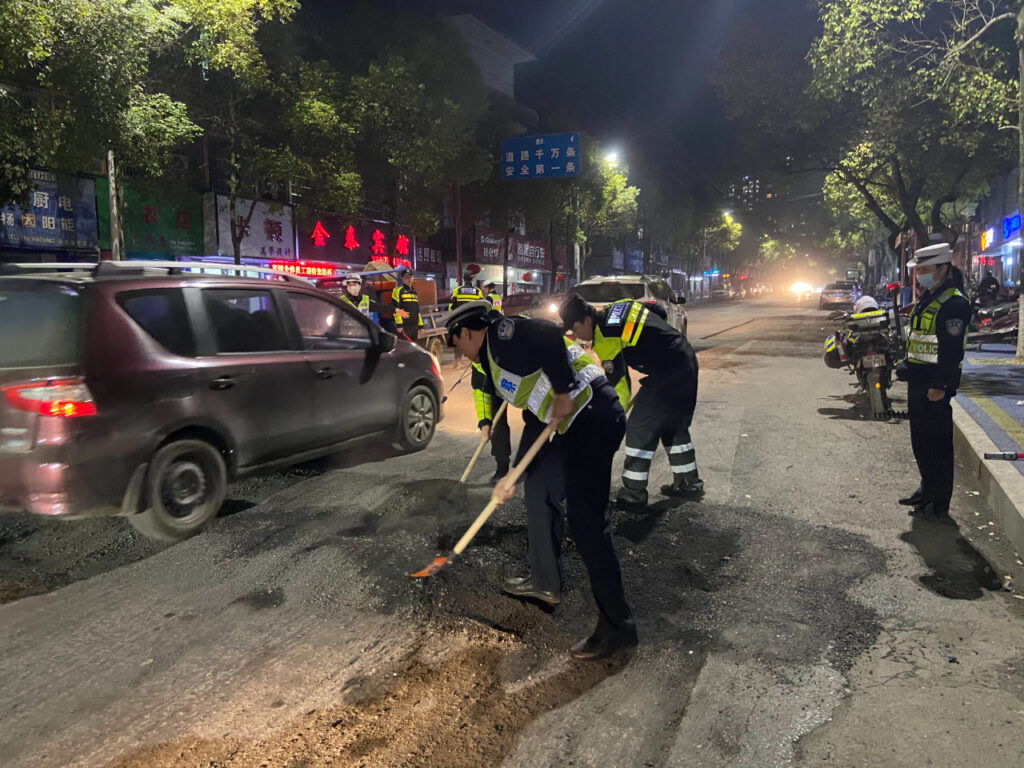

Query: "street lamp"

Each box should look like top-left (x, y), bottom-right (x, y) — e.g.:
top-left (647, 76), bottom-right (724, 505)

top-left (604, 151), bottom-right (620, 167)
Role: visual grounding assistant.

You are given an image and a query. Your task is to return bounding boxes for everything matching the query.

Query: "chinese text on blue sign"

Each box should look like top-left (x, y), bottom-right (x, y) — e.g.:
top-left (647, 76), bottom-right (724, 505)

top-left (501, 133), bottom-right (581, 181)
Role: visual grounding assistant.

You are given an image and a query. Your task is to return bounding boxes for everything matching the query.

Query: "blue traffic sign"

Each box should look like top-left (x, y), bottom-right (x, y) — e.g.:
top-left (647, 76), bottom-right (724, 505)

top-left (501, 132), bottom-right (581, 181)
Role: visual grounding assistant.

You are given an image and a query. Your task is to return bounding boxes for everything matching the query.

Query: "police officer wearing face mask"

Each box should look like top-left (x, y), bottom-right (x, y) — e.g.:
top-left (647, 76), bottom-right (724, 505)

top-left (895, 243), bottom-right (971, 524)
top-left (338, 273), bottom-right (408, 325)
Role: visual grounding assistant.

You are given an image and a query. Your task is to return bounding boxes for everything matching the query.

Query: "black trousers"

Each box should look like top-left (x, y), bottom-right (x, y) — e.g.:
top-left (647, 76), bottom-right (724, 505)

top-left (907, 380), bottom-right (954, 514)
top-left (490, 394), bottom-right (511, 469)
top-left (622, 367), bottom-right (699, 492)
top-left (401, 325), bottom-right (419, 345)
top-left (521, 381), bottom-right (634, 637)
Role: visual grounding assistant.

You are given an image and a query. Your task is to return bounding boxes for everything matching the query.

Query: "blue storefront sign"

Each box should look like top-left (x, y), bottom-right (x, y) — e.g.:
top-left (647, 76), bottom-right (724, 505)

top-left (1002, 212), bottom-right (1021, 240)
top-left (0, 170), bottom-right (99, 251)
top-left (501, 132), bottom-right (581, 181)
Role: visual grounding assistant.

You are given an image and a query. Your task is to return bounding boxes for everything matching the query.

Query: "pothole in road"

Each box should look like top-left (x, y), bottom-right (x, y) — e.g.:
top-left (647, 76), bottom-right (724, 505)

top-left (107, 623), bottom-right (627, 768)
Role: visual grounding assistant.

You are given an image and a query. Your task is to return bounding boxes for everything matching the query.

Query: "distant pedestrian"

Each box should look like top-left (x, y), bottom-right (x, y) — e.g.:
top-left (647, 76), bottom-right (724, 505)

top-left (895, 243), bottom-right (971, 524)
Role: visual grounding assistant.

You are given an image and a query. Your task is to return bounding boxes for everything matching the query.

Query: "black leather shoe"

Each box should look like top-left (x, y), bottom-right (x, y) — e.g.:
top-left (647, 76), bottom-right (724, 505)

top-left (570, 629), bottom-right (638, 661)
top-left (660, 478), bottom-right (705, 498)
top-left (490, 465), bottom-right (509, 484)
top-left (898, 490), bottom-right (925, 506)
top-left (615, 487), bottom-right (648, 510)
top-left (502, 577), bottom-right (560, 605)
top-left (908, 501), bottom-right (935, 518)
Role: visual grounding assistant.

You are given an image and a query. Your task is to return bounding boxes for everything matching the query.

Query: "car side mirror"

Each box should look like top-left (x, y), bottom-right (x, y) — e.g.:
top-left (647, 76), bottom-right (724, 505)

top-left (676, 294), bottom-right (687, 305)
top-left (375, 330), bottom-right (396, 353)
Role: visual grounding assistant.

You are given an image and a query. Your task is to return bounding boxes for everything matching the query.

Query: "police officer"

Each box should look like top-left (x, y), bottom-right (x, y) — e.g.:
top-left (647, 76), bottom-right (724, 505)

top-left (560, 293), bottom-right (703, 509)
top-left (391, 268), bottom-right (422, 345)
top-left (895, 243), bottom-right (971, 523)
top-left (484, 282), bottom-right (502, 311)
top-left (445, 301), bottom-right (636, 660)
top-left (340, 273), bottom-right (408, 325)
top-left (449, 272), bottom-right (485, 309)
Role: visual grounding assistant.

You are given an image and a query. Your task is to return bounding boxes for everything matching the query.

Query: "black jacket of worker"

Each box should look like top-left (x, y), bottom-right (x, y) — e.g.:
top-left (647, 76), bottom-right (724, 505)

top-left (469, 312), bottom-right (634, 646)
top-left (391, 279), bottom-right (422, 344)
top-left (895, 269), bottom-right (971, 518)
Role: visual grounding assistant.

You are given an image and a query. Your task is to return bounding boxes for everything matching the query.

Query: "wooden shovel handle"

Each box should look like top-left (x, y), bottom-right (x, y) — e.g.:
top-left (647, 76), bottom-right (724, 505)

top-left (459, 400), bottom-right (508, 483)
top-left (452, 417), bottom-right (558, 556)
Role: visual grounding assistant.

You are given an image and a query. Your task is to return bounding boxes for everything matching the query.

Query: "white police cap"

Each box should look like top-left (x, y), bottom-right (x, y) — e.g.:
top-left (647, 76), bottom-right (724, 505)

top-left (907, 243), bottom-right (952, 268)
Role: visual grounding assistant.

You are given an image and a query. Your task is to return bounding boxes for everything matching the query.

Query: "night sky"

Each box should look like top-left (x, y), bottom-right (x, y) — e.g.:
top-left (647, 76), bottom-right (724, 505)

top-left (326, 0), bottom-right (751, 195)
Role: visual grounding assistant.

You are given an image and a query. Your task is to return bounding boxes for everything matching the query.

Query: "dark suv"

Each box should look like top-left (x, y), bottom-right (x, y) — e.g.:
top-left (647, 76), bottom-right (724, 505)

top-left (0, 261), bottom-right (443, 540)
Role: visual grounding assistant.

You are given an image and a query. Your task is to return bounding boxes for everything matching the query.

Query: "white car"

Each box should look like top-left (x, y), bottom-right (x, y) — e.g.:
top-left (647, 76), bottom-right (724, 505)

top-left (571, 275), bottom-right (687, 337)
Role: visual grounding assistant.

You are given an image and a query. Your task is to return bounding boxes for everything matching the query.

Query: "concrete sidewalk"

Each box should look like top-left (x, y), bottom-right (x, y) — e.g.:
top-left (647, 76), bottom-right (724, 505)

top-left (951, 343), bottom-right (1024, 557)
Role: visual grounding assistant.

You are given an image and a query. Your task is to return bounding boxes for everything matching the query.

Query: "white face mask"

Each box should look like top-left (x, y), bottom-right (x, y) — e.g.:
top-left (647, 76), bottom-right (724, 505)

top-left (346, 283), bottom-right (360, 296)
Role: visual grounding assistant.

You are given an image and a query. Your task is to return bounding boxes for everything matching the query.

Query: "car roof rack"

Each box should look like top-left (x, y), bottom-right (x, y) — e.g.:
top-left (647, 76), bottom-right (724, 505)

top-left (1, 260), bottom-right (313, 284)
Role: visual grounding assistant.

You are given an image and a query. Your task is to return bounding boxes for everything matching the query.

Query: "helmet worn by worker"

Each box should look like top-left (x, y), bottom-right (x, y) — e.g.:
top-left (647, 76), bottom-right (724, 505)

top-left (344, 273), bottom-right (362, 285)
top-left (852, 295), bottom-right (878, 314)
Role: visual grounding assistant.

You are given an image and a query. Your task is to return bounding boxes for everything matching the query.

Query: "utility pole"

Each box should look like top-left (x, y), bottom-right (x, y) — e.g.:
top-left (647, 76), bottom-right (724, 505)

top-left (106, 150), bottom-right (121, 261)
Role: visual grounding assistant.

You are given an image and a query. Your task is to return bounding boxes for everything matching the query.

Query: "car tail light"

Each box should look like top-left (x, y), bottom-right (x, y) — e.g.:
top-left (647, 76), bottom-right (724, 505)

top-left (2, 379), bottom-right (97, 417)
top-left (978, 317), bottom-right (992, 328)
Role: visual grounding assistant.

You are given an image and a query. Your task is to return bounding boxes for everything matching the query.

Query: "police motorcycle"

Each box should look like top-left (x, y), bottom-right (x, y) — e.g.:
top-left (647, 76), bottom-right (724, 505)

top-left (822, 285), bottom-right (906, 419)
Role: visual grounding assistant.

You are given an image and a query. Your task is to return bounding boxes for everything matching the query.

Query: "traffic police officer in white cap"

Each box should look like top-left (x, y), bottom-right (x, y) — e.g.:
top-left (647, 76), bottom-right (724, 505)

top-left (895, 243), bottom-right (971, 523)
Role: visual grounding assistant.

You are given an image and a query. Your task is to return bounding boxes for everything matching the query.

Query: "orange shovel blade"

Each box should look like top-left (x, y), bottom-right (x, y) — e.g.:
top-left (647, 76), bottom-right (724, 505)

top-left (408, 556), bottom-right (449, 579)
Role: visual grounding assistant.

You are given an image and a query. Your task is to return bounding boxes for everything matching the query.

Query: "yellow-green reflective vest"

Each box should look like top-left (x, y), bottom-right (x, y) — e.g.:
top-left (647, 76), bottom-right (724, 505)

top-left (906, 287), bottom-right (966, 366)
top-left (471, 361), bottom-right (491, 422)
top-left (487, 292), bottom-right (502, 311)
top-left (591, 300), bottom-right (650, 411)
top-left (342, 294), bottom-right (370, 316)
top-left (486, 337), bottom-right (604, 434)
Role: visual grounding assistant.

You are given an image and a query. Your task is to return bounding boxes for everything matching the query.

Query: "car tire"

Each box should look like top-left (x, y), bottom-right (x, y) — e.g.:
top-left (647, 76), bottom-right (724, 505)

top-left (427, 336), bottom-right (444, 361)
top-left (393, 384), bottom-right (438, 453)
top-left (129, 439), bottom-right (227, 542)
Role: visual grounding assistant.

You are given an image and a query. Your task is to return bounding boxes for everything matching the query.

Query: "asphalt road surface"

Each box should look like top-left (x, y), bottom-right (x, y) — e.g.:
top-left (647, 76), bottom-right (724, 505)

top-left (2, 296), bottom-right (1023, 768)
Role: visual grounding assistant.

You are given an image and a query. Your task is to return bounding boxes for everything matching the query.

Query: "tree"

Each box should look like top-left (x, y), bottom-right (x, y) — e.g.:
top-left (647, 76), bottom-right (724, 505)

top-left (0, 0), bottom-right (201, 206)
top-left (343, 14), bottom-right (492, 238)
top-left (715, 0), bottom-right (1014, 250)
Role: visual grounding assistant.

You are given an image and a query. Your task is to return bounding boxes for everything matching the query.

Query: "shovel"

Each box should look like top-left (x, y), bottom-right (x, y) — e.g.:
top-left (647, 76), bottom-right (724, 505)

top-left (459, 400), bottom-right (509, 483)
top-left (409, 417), bottom-right (559, 579)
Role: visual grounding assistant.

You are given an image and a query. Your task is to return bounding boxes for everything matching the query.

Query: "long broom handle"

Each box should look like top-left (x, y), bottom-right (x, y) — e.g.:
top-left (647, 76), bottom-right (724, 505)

top-left (459, 400), bottom-right (509, 483)
top-left (452, 418), bottom-right (559, 556)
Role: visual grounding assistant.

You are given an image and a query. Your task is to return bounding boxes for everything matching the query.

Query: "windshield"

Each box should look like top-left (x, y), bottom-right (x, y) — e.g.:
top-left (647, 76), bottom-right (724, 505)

top-left (827, 282), bottom-right (855, 291)
top-left (0, 282), bottom-right (82, 369)
top-left (573, 283), bottom-right (645, 302)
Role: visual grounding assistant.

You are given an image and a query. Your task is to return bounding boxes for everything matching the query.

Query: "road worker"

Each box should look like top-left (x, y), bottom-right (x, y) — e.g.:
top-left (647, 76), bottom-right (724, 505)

top-left (445, 300), bottom-right (636, 660)
top-left (560, 293), bottom-right (703, 509)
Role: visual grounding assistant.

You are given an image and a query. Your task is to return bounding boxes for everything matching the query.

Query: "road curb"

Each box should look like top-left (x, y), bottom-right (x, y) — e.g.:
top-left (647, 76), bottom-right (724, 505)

top-left (952, 398), bottom-right (1024, 557)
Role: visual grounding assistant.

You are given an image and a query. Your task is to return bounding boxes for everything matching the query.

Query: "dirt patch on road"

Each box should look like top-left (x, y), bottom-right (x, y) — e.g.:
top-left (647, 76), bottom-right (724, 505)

top-left (108, 621), bottom-right (625, 768)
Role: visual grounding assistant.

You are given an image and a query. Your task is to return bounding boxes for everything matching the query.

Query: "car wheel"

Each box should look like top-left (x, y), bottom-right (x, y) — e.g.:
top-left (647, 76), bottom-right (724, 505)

top-left (129, 439), bottom-right (227, 542)
top-left (427, 336), bottom-right (444, 361)
top-left (394, 384), bottom-right (438, 453)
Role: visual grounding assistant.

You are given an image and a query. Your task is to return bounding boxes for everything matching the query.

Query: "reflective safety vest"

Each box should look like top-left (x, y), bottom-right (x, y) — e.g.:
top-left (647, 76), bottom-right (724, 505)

top-left (906, 287), bottom-right (966, 366)
top-left (392, 285), bottom-right (423, 327)
top-left (486, 337), bottom-right (604, 434)
top-left (342, 294), bottom-right (370, 316)
top-left (487, 292), bottom-right (502, 311)
top-left (592, 300), bottom-right (650, 410)
top-left (471, 361), bottom-right (491, 422)
top-left (452, 285), bottom-right (484, 304)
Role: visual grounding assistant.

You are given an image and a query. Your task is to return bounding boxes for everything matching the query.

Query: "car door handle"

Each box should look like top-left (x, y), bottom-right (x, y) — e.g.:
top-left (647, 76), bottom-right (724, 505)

top-left (210, 375), bottom-right (236, 391)
top-left (315, 366), bottom-right (335, 379)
